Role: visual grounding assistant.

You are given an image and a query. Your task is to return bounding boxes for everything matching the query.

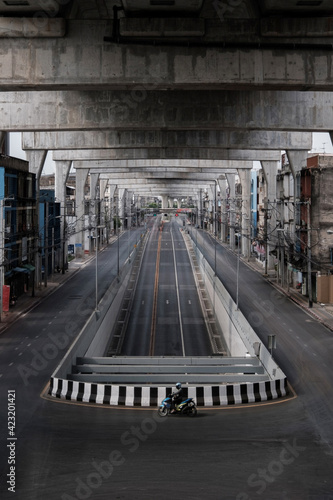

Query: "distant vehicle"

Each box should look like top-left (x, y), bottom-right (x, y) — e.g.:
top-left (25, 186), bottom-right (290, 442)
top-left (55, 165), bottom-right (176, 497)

top-left (162, 213), bottom-right (170, 222)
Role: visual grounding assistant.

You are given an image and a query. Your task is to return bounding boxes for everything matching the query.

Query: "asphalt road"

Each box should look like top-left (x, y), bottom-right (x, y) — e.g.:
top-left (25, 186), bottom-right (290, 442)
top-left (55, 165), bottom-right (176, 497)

top-left (123, 218), bottom-right (211, 356)
top-left (0, 224), bottom-right (333, 500)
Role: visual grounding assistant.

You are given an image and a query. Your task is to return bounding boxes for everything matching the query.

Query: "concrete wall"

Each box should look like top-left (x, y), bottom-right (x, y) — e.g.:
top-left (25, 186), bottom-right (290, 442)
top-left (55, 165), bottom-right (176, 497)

top-left (192, 240), bottom-right (285, 381)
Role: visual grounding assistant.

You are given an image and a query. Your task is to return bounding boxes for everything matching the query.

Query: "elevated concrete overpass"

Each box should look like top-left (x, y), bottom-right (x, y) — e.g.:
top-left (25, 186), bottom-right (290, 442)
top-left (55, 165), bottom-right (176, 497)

top-left (0, 90), bottom-right (332, 131)
top-left (0, 1), bottom-right (332, 92)
top-left (23, 130), bottom-right (313, 151)
top-left (0, 0), bottom-right (332, 263)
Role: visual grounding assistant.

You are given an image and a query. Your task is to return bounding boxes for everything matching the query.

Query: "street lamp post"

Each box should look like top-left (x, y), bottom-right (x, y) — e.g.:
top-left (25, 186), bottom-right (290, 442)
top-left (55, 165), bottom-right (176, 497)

top-left (236, 232), bottom-right (240, 310)
top-left (214, 181), bottom-right (217, 277)
top-left (95, 232), bottom-right (98, 311)
top-left (95, 223), bottom-right (105, 312)
top-left (62, 216), bottom-right (66, 275)
top-left (307, 201), bottom-right (312, 308)
top-left (117, 220), bottom-right (120, 279)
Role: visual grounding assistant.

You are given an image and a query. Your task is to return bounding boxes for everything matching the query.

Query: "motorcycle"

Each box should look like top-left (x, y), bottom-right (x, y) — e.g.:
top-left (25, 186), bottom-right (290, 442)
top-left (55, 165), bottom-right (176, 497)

top-left (157, 394), bottom-right (197, 417)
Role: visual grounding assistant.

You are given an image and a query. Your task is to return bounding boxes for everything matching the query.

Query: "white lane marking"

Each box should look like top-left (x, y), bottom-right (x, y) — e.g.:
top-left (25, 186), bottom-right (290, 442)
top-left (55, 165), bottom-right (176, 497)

top-left (9, 362), bottom-right (13, 366)
top-left (18, 353), bottom-right (22, 356)
top-left (142, 301), bottom-right (144, 305)
top-left (170, 228), bottom-right (185, 357)
top-left (166, 300), bottom-right (169, 304)
top-left (188, 300), bottom-right (191, 304)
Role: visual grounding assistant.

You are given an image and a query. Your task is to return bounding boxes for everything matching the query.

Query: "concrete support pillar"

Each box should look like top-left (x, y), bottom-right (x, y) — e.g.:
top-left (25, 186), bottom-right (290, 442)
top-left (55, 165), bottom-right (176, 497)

top-left (238, 169), bottom-right (251, 260)
top-left (89, 173), bottom-right (100, 252)
top-left (126, 190), bottom-right (133, 228)
top-left (133, 194), bottom-right (140, 227)
top-left (118, 188), bottom-right (126, 228)
top-left (55, 160), bottom-right (71, 272)
top-left (99, 179), bottom-right (108, 244)
top-left (26, 149), bottom-right (47, 188)
top-left (0, 132), bottom-right (6, 152)
top-left (226, 173), bottom-right (236, 251)
top-left (75, 169), bottom-right (88, 259)
top-left (108, 184), bottom-right (117, 237)
top-left (100, 179), bottom-right (108, 199)
top-left (261, 161), bottom-right (279, 271)
top-left (198, 190), bottom-right (203, 228)
top-left (161, 195), bottom-right (169, 209)
top-left (209, 183), bottom-right (218, 236)
top-left (218, 177), bottom-right (228, 243)
top-left (90, 173), bottom-right (99, 200)
top-left (55, 161), bottom-right (71, 205)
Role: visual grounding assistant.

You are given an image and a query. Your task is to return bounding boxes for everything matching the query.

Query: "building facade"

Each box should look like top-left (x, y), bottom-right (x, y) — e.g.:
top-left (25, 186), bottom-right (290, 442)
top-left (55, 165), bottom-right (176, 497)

top-left (0, 155), bottom-right (36, 307)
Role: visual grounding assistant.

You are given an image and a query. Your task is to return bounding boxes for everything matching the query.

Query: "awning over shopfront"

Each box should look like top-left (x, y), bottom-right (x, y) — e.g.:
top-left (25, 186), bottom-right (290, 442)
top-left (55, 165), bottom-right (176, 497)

top-left (13, 267), bottom-right (29, 273)
top-left (22, 264), bottom-right (35, 272)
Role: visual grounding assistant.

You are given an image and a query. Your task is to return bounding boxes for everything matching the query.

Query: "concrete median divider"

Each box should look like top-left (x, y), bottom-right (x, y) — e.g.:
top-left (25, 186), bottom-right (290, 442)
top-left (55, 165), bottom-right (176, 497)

top-left (49, 376), bottom-right (288, 407)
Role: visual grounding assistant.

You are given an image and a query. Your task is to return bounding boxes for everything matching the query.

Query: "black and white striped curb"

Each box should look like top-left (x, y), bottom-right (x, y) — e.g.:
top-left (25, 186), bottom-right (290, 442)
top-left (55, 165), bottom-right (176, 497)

top-left (49, 377), bottom-right (288, 407)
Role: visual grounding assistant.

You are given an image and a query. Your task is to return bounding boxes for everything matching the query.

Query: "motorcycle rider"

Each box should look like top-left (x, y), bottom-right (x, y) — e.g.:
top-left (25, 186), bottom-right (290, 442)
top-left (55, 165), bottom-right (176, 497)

top-left (170, 383), bottom-right (183, 413)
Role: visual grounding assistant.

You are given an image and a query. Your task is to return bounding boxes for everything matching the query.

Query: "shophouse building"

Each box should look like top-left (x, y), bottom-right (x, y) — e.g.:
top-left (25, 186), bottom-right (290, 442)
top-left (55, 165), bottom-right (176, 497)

top-left (0, 154), bottom-right (36, 307)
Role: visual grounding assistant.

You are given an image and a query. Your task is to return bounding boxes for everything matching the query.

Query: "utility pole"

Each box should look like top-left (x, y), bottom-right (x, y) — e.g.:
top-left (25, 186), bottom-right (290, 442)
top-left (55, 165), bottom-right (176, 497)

top-left (44, 202), bottom-right (48, 288)
top-left (263, 197), bottom-right (268, 277)
top-left (307, 201), bottom-right (312, 308)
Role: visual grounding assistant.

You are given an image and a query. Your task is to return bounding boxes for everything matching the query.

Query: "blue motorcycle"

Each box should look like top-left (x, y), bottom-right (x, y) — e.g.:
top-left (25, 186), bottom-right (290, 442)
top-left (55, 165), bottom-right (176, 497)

top-left (158, 394), bottom-right (197, 417)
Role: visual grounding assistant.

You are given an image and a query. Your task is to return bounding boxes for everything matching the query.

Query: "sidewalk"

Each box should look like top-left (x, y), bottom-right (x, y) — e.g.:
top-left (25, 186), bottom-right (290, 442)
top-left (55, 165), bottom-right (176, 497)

top-left (0, 236), bottom-right (120, 334)
top-left (0, 255), bottom-right (92, 334)
top-left (244, 254), bottom-right (333, 333)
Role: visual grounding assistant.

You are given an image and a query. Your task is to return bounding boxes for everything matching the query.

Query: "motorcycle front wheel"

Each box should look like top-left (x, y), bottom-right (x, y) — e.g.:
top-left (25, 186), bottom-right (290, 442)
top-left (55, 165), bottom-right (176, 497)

top-left (158, 406), bottom-right (168, 417)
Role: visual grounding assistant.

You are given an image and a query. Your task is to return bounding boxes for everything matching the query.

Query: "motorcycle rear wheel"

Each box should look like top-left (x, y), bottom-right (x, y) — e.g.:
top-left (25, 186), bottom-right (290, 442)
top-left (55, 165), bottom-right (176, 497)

top-left (185, 406), bottom-right (197, 417)
top-left (158, 407), bottom-right (168, 417)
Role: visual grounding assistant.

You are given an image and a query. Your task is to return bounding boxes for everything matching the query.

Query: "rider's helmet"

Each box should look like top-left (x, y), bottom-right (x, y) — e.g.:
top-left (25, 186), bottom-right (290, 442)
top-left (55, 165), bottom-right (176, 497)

top-left (176, 383), bottom-right (182, 389)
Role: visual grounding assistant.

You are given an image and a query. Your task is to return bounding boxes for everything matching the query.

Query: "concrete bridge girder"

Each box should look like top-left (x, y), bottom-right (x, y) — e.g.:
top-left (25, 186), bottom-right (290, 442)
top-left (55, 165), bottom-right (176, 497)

top-left (22, 131), bottom-right (313, 151)
top-left (52, 148), bottom-right (281, 162)
top-left (0, 90), bottom-right (332, 132)
top-left (73, 160), bottom-right (254, 170)
top-left (97, 172), bottom-right (228, 181)
top-left (114, 181), bottom-right (215, 190)
top-left (91, 168), bottom-right (233, 175)
top-left (0, 20), bottom-right (333, 91)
